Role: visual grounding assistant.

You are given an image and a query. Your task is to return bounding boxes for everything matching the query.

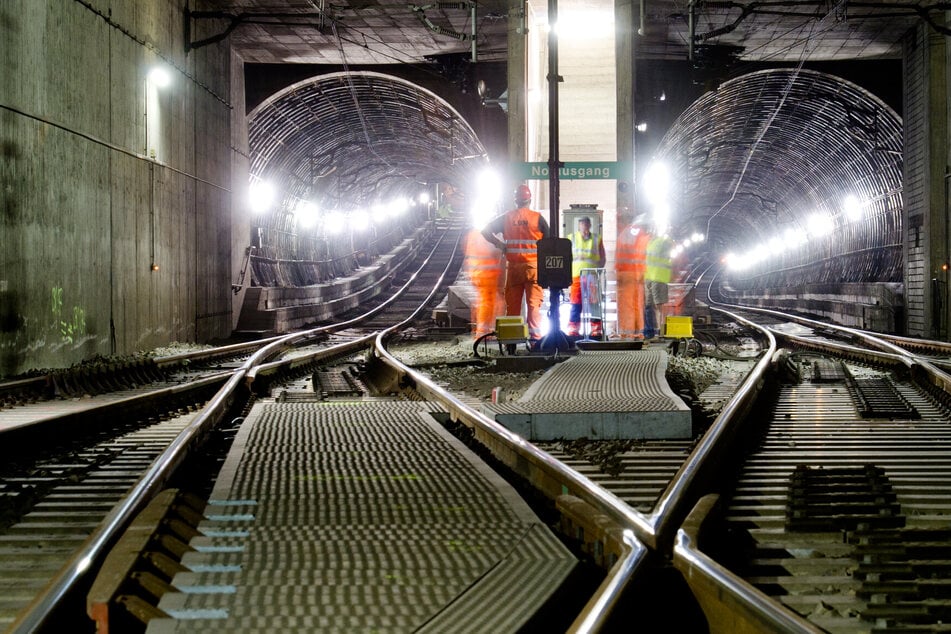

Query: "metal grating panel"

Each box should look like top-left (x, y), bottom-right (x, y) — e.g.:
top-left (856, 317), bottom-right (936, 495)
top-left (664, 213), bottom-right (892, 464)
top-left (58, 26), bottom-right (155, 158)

top-left (509, 349), bottom-right (687, 413)
top-left (483, 349), bottom-right (692, 440)
top-left (153, 400), bottom-right (576, 632)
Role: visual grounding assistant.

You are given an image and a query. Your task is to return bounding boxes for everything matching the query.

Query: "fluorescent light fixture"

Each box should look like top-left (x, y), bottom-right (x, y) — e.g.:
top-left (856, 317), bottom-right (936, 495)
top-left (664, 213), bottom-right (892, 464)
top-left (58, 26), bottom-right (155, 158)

top-left (783, 227), bottom-right (806, 247)
top-left (324, 210), bottom-right (345, 234)
top-left (249, 181), bottom-right (275, 214)
top-left (643, 162), bottom-right (669, 207)
top-left (843, 194), bottom-right (863, 221)
top-left (652, 201), bottom-right (671, 236)
top-left (351, 209), bottom-right (370, 231)
top-left (388, 198), bottom-right (409, 217)
top-left (148, 66), bottom-right (172, 88)
top-left (724, 252), bottom-right (747, 271)
top-left (478, 167), bottom-right (502, 205)
top-left (470, 197), bottom-right (498, 230)
top-left (296, 201), bottom-right (319, 228)
top-left (750, 245), bottom-right (769, 263)
top-left (807, 212), bottom-right (834, 237)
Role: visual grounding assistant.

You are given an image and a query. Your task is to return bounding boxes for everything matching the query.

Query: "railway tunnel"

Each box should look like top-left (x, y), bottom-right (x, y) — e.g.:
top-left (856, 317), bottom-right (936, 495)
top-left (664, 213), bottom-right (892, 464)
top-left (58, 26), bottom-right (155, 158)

top-left (240, 64), bottom-right (909, 340)
top-left (2, 1), bottom-right (950, 377)
top-left (649, 67), bottom-right (906, 334)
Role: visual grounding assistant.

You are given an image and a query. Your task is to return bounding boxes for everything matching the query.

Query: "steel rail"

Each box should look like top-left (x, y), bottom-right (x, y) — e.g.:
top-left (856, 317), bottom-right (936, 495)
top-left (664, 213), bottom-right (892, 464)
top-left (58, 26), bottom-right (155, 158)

top-left (871, 330), bottom-right (951, 354)
top-left (363, 252), bottom-right (787, 629)
top-left (375, 344), bottom-right (655, 631)
top-left (7, 368), bottom-right (248, 633)
top-left (366, 240), bottom-right (654, 632)
top-left (567, 533), bottom-right (649, 634)
top-left (772, 329), bottom-right (911, 368)
top-left (246, 218), bottom-right (657, 631)
top-left (0, 372), bottom-right (232, 441)
top-left (712, 292), bottom-right (951, 394)
top-left (0, 374), bottom-right (48, 396)
top-left (335, 224), bottom-right (657, 631)
top-left (646, 305), bottom-right (777, 548)
top-left (153, 335), bottom-right (284, 368)
top-left (247, 221), bottom-right (462, 383)
top-left (12, 223), bottom-right (773, 632)
top-left (246, 221), bottom-right (654, 633)
top-left (673, 494), bottom-right (825, 634)
top-left (661, 304), bottom-right (843, 632)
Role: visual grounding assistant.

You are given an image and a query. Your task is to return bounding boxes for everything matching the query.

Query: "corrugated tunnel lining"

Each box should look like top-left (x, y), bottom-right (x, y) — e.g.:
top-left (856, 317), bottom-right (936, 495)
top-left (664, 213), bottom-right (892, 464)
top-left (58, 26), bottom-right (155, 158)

top-left (654, 68), bottom-right (903, 284)
top-left (248, 71), bottom-right (487, 216)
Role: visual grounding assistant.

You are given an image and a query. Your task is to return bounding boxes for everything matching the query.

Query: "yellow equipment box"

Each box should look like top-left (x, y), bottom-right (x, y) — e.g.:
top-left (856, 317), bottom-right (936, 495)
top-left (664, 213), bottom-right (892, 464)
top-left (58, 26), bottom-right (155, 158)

top-left (664, 316), bottom-right (693, 339)
top-left (495, 316), bottom-right (528, 342)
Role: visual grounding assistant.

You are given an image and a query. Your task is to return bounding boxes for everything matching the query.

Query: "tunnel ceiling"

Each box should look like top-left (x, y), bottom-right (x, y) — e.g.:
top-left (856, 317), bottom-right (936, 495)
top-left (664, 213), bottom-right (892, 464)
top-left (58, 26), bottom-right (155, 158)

top-left (653, 68), bottom-right (903, 282)
top-left (197, 0), bottom-right (942, 65)
top-left (249, 71), bottom-right (488, 213)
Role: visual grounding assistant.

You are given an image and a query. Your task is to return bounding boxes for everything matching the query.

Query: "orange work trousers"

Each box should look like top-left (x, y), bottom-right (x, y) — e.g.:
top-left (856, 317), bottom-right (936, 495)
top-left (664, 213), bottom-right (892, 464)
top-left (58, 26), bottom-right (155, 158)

top-left (471, 272), bottom-right (503, 337)
top-left (617, 270), bottom-right (645, 339)
top-left (504, 261), bottom-right (544, 339)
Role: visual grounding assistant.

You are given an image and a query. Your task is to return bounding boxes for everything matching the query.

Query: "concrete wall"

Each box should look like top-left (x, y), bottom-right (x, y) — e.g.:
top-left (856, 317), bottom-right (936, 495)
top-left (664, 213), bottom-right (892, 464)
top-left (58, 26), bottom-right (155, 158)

top-left (0, 1), bottom-right (245, 377)
top-left (526, 0), bottom-right (618, 221)
top-left (902, 22), bottom-right (950, 339)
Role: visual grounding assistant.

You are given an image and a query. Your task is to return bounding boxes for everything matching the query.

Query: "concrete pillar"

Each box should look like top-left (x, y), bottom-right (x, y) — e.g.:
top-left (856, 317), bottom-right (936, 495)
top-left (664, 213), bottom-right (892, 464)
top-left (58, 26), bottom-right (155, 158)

top-left (902, 20), bottom-right (949, 338)
top-left (615, 0), bottom-right (635, 218)
top-left (507, 0), bottom-right (528, 184)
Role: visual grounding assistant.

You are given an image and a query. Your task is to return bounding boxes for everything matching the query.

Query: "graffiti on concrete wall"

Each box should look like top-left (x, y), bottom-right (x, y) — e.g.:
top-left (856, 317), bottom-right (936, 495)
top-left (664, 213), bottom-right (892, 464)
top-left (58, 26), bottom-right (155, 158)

top-left (50, 286), bottom-right (86, 345)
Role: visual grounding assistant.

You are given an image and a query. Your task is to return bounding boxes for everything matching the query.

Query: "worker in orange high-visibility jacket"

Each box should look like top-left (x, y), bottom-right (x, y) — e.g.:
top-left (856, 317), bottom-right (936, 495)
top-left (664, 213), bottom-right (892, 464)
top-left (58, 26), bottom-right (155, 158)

top-left (462, 229), bottom-right (504, 338)
top-left (481, 184), bottom-right (549, 341)
top-left (616, 216), bottom-right (651, 340)
top-left (567, 216), bottom-right (606, 338)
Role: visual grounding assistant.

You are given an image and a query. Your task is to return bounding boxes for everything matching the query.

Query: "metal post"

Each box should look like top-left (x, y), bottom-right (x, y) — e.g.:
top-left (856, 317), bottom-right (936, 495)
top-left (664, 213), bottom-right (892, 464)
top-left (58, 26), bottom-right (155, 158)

top-left (540, 0), bottom-right (569, 352)
top-left (471, 2), bottom-right (477, 62)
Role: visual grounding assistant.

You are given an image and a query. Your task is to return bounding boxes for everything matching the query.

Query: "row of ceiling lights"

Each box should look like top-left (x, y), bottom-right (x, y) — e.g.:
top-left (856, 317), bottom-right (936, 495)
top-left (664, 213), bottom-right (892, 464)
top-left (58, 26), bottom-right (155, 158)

top-left (724, 195), bottom-right (869, 271)
top-left (642, 160), bottom-right (873, 268)
top-left (248, 180), bottom-right (431, 234)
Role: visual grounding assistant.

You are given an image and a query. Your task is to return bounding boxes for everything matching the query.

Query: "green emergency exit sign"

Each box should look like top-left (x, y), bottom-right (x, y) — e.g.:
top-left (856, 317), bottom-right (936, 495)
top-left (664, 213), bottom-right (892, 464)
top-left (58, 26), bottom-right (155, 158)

top-left (513, 161), bottom-right (632, 180)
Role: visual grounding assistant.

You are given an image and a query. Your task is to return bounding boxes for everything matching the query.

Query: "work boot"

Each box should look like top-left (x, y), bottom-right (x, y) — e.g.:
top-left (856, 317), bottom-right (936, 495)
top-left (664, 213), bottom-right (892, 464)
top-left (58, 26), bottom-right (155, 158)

top-left (590, 320), bottom-right (603, 339)
top-left (567, 322), bottom-right (580, 337)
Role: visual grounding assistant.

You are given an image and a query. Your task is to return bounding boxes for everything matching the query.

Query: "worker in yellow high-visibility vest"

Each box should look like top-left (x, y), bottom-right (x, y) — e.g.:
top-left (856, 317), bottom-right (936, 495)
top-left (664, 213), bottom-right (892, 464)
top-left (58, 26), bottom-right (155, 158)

top-left (567, 216), bottom-right (606, 338)
top-left (645, 232), bottom-right (674, 339)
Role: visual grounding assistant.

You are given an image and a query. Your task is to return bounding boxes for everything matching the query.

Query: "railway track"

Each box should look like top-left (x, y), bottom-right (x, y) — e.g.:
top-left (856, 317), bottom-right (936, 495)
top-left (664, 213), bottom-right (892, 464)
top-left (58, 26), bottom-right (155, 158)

top-left (11, 230), bottom-right (951, 632)
top-left (665, 296), bottom-right (951, 632)
top-left (0, 218), bottom-right (475, 631)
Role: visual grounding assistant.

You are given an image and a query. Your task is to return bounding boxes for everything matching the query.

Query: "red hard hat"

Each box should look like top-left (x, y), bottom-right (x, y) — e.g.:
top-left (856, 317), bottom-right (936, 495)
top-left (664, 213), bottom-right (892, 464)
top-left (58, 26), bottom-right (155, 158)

top-left (515, 184), bottom-right (532, 204)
